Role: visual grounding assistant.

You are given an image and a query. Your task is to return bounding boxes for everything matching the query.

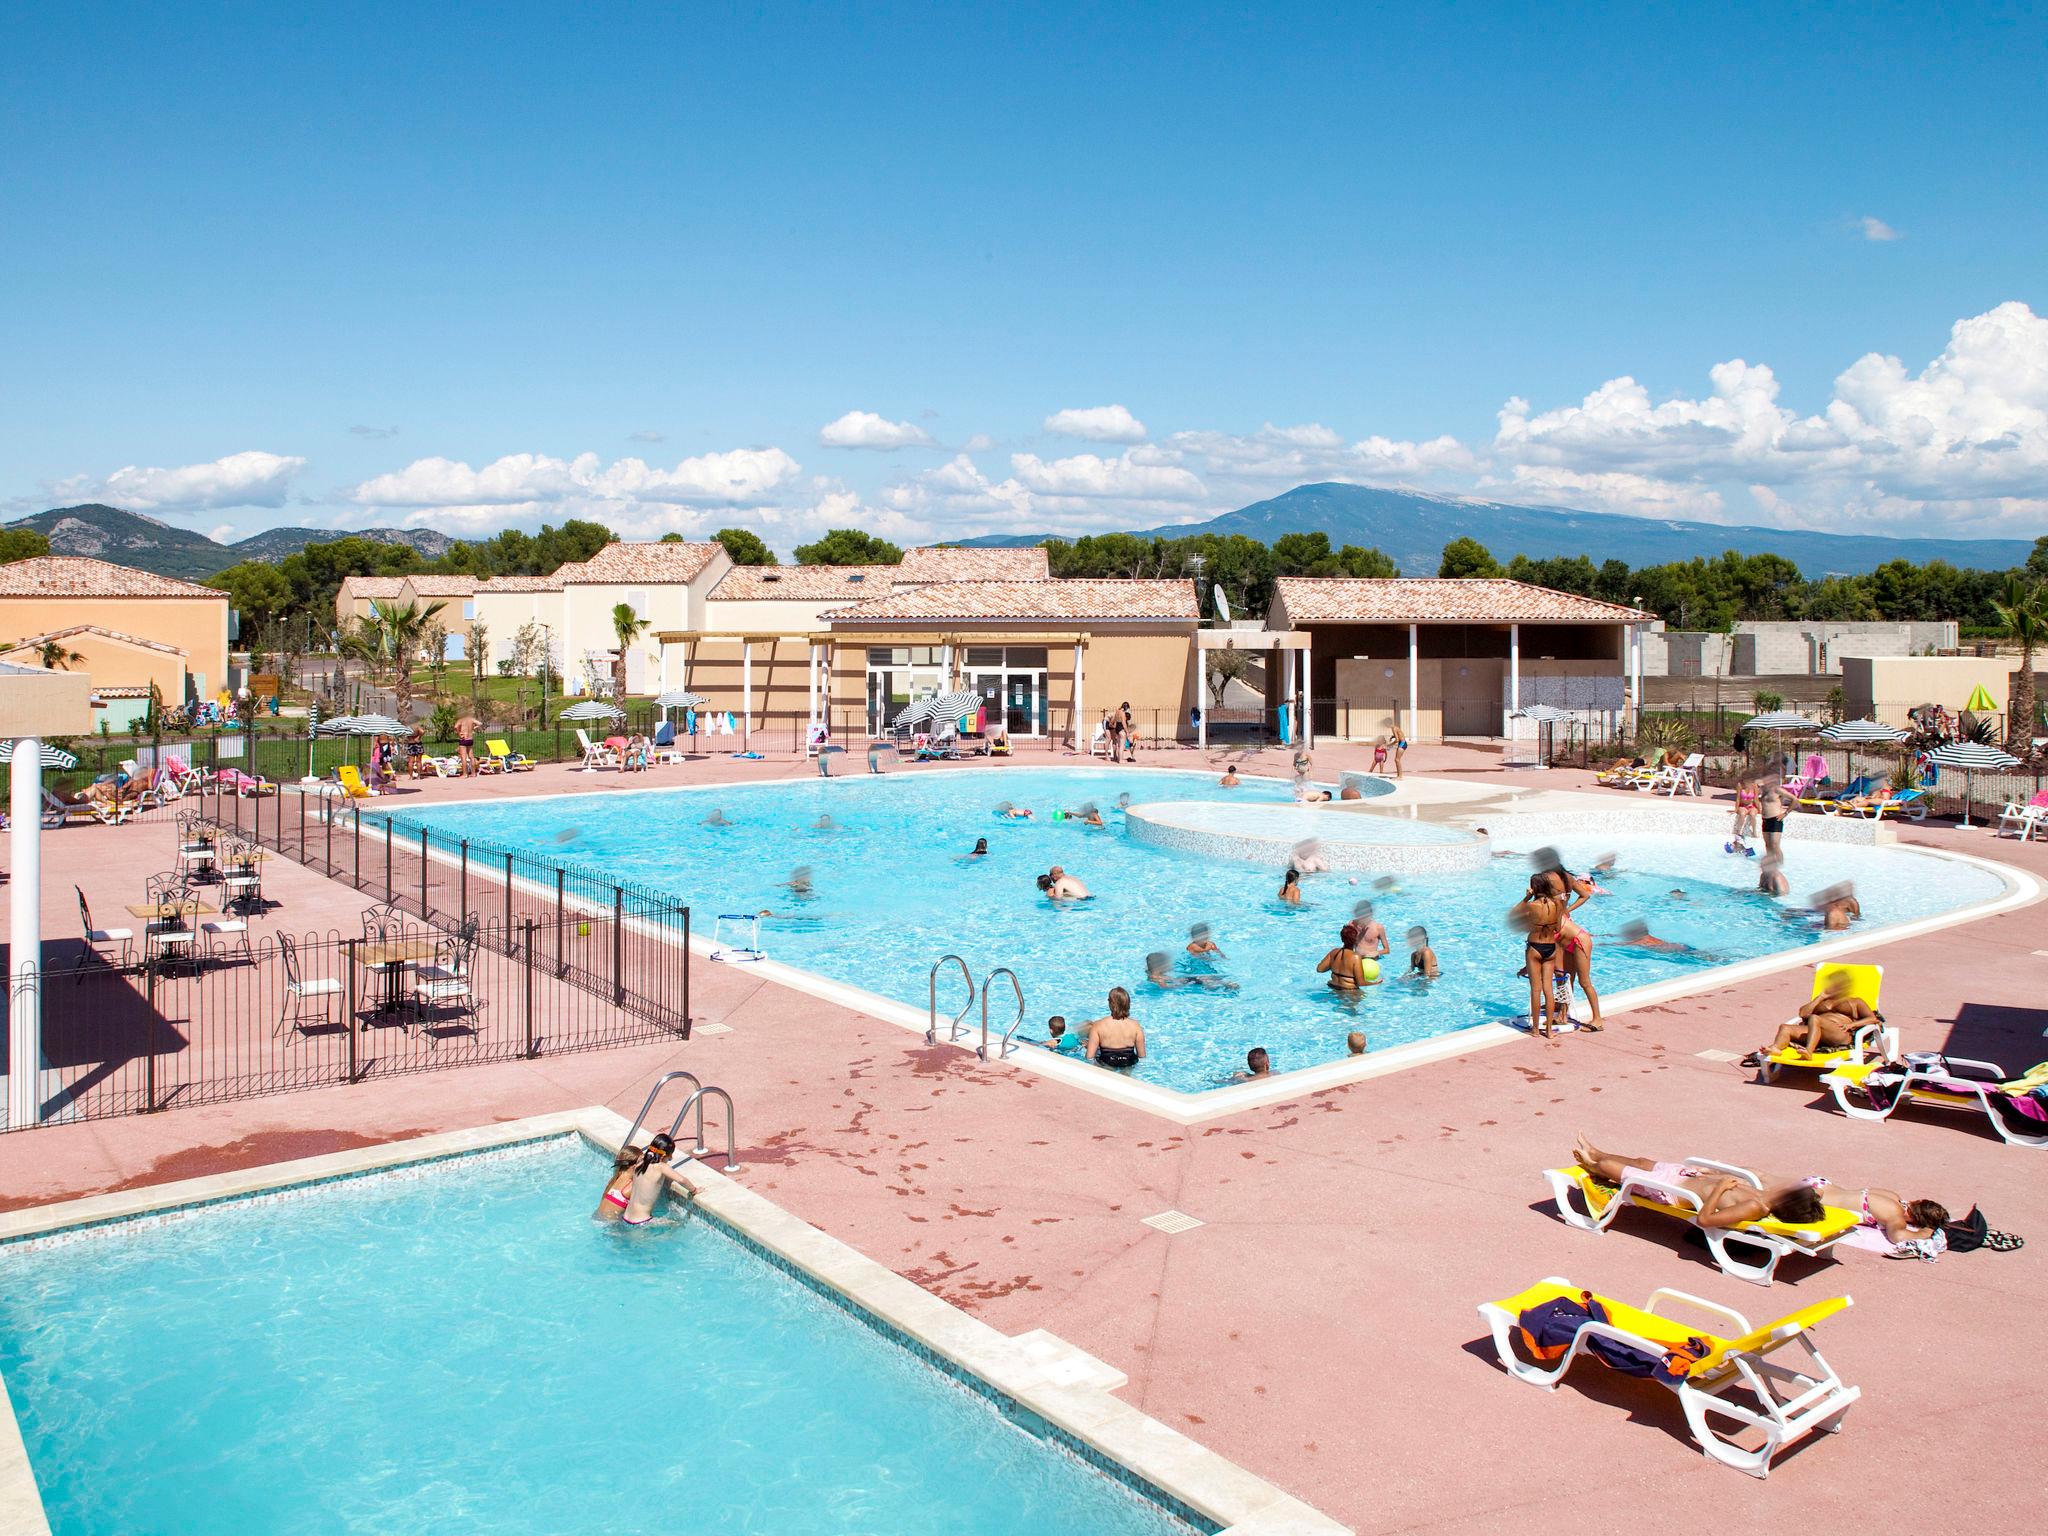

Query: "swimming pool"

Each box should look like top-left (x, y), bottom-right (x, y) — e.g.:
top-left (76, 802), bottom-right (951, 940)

top-left (0, 1137), bottom-right (1210, 1535)
top-left (387, 768), bottom-right (2011, 1094)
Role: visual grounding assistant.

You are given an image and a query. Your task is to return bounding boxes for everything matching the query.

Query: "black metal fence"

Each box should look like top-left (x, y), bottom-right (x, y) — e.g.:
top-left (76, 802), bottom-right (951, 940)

top-left (194, 780), bottom-right (692, 1030)
top-left (13, 913), bottom-right (688, 1130)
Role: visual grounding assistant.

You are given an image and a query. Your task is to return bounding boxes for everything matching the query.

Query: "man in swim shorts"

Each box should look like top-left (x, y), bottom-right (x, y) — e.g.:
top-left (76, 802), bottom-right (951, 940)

top-left (1084, 986), bottom-right (1145, 1069)
top-left (1350, 901), bottom-right (1390, 960)
top-left (1758, 779), bottom-right (1787, 857)
top-left (1037, 866), bottom-right (1090, 900)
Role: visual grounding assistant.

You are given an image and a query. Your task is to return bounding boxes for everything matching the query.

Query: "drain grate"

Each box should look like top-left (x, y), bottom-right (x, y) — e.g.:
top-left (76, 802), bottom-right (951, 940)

top-left (1141, 1210), bottom-right (1204, 1235)
top-left (691, 1021), bottom-right (733, 1036)
top-left (1694, 1048), bottom-right (1743, 1063)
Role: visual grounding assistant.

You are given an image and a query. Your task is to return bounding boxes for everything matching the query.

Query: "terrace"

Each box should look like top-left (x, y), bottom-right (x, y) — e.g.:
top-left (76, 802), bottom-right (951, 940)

top-left (3, 735), bottom-right (2045, 1534)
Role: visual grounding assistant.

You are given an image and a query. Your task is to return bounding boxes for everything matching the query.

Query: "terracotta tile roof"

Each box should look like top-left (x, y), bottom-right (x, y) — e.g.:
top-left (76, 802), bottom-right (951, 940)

top-left (1272, 577), bottom-right (1649, 624)
top-left (0, 623), bottom-right (188, 656)
top-left (897, 545), bottom-right (1050, 583)
top-left (824, 579), bottom-right (1198, 624)
top-left (92, 685), bottom-right (154, 699)
top-left (338, 575), bottom-right (407, 599)
top-left (0, 556), bottom-right (228, 600)
top-left (475, 574), bottom-right (565, 594)
top-left (399, 574), bottom-right (480, 597)
top-left (557, 541), bottom-right (723, 585)
top-left (709, 564), bottom-right (898, 600)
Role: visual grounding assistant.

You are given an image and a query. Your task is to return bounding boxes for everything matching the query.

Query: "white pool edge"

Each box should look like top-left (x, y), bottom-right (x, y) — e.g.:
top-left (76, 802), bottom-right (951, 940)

top-left (0, 1110), bottom-right (1347, 1536)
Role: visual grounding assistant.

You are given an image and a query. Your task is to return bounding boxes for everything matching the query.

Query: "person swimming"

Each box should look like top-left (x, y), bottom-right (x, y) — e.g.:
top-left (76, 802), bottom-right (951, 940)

top-left (1064, 802), bottom-right (1106, 828)
top-left (1146, 948), bottom-right (1239, 993)
top-left (783, 865), bottom-right (814, 898)
top-left (1349, 901), bottom-right (1390, 959)
top-left (1219, 766), bottom-right (1240, 787)
top-left (617, 1134), bottom-right (695, 1227)
top-left (995, 800), bottom-right (1034, 820)
top-left (1277, 867), bottom-right (1302, 905)
top-left (1406, 925), bottom-right (1439, 979)
top-left (1292, 839), bottom-right (1330, 873)
top-left (1233, 1046), bottom-right (1271, 1080)
top-left (1039, 1014), bottom-right (1083, 1054)
top-left (701, 809), bottom-right (732, 828)
top-left (811, 813), bottom-right (839, 832)
top-left (594, 1145), bottom-right (641, 1222)
top-left (1346, 1030), bottom-right (1367, 1055)
top-left (1317, 922), bottom-right (1379, 992)
top-left (1037, 868), bottom-right (1091, 900)
top-left (1186, 922), bottom-right (1223, 958)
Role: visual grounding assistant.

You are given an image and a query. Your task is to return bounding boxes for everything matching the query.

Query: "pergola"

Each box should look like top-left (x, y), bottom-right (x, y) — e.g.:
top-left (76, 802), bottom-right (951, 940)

top-left (1197, 629), bottom-right (1313, 750)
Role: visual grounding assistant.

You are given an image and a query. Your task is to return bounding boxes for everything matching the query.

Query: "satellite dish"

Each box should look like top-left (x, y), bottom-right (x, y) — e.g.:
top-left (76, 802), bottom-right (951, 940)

top-left (1213, 587), bottom-right (1232, 623)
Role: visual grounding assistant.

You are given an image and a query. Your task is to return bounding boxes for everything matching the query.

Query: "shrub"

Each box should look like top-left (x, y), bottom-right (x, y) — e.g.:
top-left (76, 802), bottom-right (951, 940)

top-left (1753, 690), bottom-right (1785, 713)
top-left (428, 703), bottom-right (459, 745)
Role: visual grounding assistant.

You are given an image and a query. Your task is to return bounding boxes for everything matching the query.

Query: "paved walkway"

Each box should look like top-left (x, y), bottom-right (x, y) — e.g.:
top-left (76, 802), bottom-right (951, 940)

top-left (4, 739), bottom-right (2044, 1534)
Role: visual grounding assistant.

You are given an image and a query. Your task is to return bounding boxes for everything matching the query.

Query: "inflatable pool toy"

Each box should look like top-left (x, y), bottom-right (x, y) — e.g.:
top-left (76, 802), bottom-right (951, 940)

top-left (1358, 958), bottom-right (1380, 983)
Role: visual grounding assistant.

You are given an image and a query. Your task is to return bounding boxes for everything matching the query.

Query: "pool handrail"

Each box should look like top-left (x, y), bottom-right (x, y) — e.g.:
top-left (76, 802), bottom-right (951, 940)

top-left (978, 966), bottom-right (1025, 1061)
top-left (928, 955), bottom-right (975, 1045)
top-left (669, 1086), bottom-right (741, 1172)
top-left (621, 1069), bottom-right (708, 1156)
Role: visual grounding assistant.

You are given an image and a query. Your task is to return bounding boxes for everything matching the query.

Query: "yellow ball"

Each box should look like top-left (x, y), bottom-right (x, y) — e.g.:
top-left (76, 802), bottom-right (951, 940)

top-left (1358, 958), bottom-right (1380, 983)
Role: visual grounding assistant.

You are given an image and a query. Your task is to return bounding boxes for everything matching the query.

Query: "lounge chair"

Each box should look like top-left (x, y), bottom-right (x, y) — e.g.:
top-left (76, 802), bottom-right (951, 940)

top-left (576, 728), bottom-right (619, 770)
top-left (1783, 753), bottom-right (1830, 799)
top-left (1477, 1277), bottom-right (1858, 1478)
top-left (1792, 773), bottom-right (1876, 813)
top-left (1996, 790), bottom-right (2048, 841)
top-left (1826, 785), bottom-right (1928, 821)
top-left (486, 738), bottom-right (537, 772)
top-left (45, 787), bottom-right (127, 826)
top-left (1629, 753), bottom-right (1702, 795)
top-left (1823, 1056), bottom-right (2048, 1148)
top-left (650, 722), bottom-right (685, 765)
top-left (334, 765), bottom-right (375, 799)
top-left (1544, 1158), bottom-right (1864, 1286)
top-left (1755, 963), bottom-right (1896, 1084)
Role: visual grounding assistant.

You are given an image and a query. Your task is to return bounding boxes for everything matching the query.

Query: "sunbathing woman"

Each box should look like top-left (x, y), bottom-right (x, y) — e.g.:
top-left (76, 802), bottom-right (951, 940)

top-left (1741, 970), bottom-right (1880, 1065)
top-left (1570, 1136), bottom-right (1826, 1228)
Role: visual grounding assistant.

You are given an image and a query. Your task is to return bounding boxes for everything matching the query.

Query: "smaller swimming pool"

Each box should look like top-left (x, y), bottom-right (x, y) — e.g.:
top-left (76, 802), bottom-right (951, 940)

top-left (0, 1138), bottom-right (1213, 1535)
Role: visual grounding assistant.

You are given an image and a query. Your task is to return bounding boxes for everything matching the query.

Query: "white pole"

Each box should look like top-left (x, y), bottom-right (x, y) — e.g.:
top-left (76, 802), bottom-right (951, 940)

top-left (1510, 623), bottom-right (1520, 715)
top-left (1629, 624), bottom-right (1643, 733)
top-left (1302, 637), bottom-right (1314, 751)
top-left (1408, 624), bottom-right (1419, 742)
top-left (1198, 645), bottom-right (1209, 752)
top-left (807, 642), bottom-right (818, 728)
top-left (1072, 641), bottom-right (1085, 751)
top-left (8, 738), bottom-right (43, 1130)
top-left (741, 642), bottom-right (752, 751)
top-left (1281, 648), bottom-right (1296, 744)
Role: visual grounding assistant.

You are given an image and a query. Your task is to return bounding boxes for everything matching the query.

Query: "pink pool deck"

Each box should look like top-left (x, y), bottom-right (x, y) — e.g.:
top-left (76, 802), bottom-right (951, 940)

top-left (4, 740), bottom-right (2046, 1535)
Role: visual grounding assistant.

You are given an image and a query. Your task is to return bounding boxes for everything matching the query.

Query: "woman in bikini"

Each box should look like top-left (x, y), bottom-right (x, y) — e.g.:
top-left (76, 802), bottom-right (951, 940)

top-left (594, 1145), bottom-right (641, 1222)
top-left (1532, 869), bottom-right (1604, 1031)
top-left (1513, 888), bottom-right (1569, 1039)
top-left (1317, 922), bottom-right (1374, 993)
top-left (1570, 1136), bottom-right (1828, 1228)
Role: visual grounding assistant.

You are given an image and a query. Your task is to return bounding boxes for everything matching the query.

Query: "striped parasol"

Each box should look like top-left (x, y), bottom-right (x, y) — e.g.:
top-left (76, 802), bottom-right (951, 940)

top-left (892, 698), bottom-right (937, 728)
top-left (1819, 719), bottom-right (1909, 744)
top-left (1924, 740), bottom-right (2021, 827)
top-left (339, 713), bottom-right (406, 736)
top-left (29, 743), bottom-right (78, 768)
top-left (654, 688), bottom-right (708, 709)
top-left (1512, 704), bottom-right (1573, 723)
top-left (558, 700), bottom-right (625, 722)
top-left (929, 690), bottom-right (981, 724)
top-left (1742, 711), bottom-right (1821, 733)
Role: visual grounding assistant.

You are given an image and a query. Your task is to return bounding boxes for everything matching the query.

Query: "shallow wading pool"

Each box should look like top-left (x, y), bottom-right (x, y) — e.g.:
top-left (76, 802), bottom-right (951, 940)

top-left (385, 768), bottom-right (2011, 1093)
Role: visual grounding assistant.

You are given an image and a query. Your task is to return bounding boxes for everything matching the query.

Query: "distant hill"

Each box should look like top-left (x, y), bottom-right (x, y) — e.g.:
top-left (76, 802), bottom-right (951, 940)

top-left (964, 483), bottom-right (2040, 577)
top-left (229, 525), bottom-right (455, 561)
top-left (1, 504), bottom-right (458, 578)
top-left (7, 504), bottom-right (229, 579)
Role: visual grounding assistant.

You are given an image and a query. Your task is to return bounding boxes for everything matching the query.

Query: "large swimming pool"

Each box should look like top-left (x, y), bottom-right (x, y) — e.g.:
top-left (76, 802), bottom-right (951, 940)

top-left (388, 768), bottom-right (2008, 1094)
top-left (0, 1139), bottom-right (1201, 1535)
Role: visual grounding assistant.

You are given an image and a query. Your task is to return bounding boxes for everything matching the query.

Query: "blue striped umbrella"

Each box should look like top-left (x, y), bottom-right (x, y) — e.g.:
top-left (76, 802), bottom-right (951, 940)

top-left (1924, 740), bottom-right (2020, 826)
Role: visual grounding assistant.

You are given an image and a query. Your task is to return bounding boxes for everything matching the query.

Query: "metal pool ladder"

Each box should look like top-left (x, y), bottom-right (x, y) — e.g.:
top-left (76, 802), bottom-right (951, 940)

top-left (927, 954), bottom-right (974, 1044)
top-left (977, 967), bottom-right (1025, 1061)
top-left (618, 1070), bottom-right (740, 1173)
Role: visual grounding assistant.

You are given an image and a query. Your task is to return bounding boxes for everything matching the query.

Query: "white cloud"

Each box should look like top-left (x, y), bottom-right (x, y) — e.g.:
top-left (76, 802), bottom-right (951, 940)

top-left (1009, 450), bottom-right (1204, 503)
top-left (1043, 404), bottom-right (1148, 443)
top-left (1858, 216), bottom-right (1901, 242)
top-left (626, 429), bottom-right (666, 444)
top-left (817, 410), bottom-right (935, 450)
top-left (960, 432), bottom-right (997, 453)
top-left (348, 447), bottom-right (804, 524)
top-left (1488, 301), bottom-right (2048, 529)
top-left (1168, 423), bottom-right (1475, 490)
top-left (41, 450), bottom-right (307, 512)
top-left (1488, 465), bottom-right (1727, 519)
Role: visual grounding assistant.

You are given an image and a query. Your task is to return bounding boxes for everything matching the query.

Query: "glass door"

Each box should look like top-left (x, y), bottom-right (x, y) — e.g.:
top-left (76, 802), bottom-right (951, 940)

top-left (1004, 673), bottom-right (1038, 736)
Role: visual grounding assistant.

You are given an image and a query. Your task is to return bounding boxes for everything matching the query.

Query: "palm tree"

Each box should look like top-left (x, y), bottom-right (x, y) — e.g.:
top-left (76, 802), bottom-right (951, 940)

top-left (1992, 575), bottom-right (2047, 753)
top-left (37, 637), bottom-right (87, 670)
top-left (610, 603), bottom-right (650, 702)
top-left (369, 598), bottom-right (448, 719)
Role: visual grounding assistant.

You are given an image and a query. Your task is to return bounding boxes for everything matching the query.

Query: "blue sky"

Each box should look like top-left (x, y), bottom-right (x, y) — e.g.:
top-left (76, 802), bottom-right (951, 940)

top-left (3, 2), bottom-right (2045, 551)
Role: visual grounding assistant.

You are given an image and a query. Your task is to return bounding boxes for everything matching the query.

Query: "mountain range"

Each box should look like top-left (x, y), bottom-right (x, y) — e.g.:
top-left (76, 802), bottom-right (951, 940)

top-left (6, 487), bottom-right (2041, 584)
top-left (965, 483), bottom-right (2040, 577)
top-left (3, 505), bottom-right (454, 579)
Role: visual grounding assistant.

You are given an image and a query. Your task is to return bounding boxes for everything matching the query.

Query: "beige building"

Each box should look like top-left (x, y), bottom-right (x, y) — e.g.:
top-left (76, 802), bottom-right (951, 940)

top-left (393, 574), bottom-right (479, 660)
top-left (554, 542), bottom-right (730, 696)
top-left (1841, 654), bottom-right (2023, 729)
top-left (334, 574), bottom-right (406, 629)
top-left (1266, 578), bottom-right (1651, 742)
top-left (0, 557), bottom-right (230, 706)
top-left (468, 575), bottom-right (565, 673)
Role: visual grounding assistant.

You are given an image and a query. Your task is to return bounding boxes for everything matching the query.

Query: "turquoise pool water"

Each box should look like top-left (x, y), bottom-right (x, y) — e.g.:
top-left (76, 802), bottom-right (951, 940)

top-left (0, 1139), bottom-right (1199, 1536)
top-left (389, 768), bottom-right (2007, 1093)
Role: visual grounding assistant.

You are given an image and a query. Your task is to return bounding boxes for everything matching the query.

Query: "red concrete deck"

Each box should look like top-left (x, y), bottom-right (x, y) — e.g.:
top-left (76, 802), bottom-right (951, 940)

top-left (4, 739), bottom-right (2044, 1534)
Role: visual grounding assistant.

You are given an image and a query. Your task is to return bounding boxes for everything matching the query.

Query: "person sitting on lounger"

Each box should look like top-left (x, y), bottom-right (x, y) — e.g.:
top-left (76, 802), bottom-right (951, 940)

top-left (1741, 970), bottom-right (1880, 1065)
top-left (1083, 987), bottom-right (1145, 1069)
top-left (1570, 1135), bottom-right (1826, 1229)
